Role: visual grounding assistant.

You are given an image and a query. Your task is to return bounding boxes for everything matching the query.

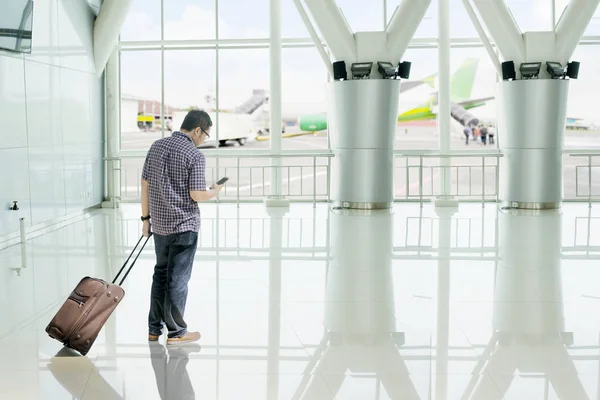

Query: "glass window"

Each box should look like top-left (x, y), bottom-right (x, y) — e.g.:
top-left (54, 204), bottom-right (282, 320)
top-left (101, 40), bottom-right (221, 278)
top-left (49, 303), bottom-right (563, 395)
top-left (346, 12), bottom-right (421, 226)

top-left (506, 0), bottom-right (553, 32)
top-left (389, 0), bottom-right (554, 39)
top-left (449, 47), bottom-right (498, 151)
top-left (282, 47), bottom-right (328, 150)
top-left (558, 45), bottom-right (600, 200)
top-left (282, 0), bottom-right (385, 38)
top-left (217, 49), bottom-right (269, 147)
top-left (336, 0), bottom-right (384, 32)
top-left (218, 0), bottom-right (269, 39)
top-left (164, 0), bottom-right (216, 41)
top-left (120, 51), bottom-right (162, 151)
top-left (563, 45), bottom-right (600, 150)
top-left (387, 0), bottom-right (437, 38)
top-left (281, 0), bottom-right (311, 38)
top-left (120, 0), bottom-right (161, 42)
top-left (582, 7), bottom-right (600, 35)
top-left (164, 49), bottom-right (217, 138)
top-left (396, 48), bottom-right (440, 150)
top-left (387, 0), bottom-right (438, 38)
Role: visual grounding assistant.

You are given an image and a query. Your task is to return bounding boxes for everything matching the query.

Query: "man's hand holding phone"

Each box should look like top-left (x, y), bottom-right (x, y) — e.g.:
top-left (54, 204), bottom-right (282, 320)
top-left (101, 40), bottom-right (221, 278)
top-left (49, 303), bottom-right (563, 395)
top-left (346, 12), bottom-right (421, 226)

top-left (210, 177), bottom-right (229, 194)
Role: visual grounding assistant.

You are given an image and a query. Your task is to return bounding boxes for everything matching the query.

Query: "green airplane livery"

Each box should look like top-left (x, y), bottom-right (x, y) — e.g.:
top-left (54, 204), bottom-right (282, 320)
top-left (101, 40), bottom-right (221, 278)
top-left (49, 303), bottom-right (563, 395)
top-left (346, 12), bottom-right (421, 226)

top-left (297, 58), bottom-right (491, 132)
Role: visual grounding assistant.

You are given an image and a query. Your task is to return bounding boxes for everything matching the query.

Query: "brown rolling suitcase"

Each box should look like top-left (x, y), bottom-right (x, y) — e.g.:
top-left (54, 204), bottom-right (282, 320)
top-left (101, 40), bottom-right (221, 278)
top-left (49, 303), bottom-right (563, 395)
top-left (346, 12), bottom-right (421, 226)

top-left (45, 235), bottom-right (152, 356)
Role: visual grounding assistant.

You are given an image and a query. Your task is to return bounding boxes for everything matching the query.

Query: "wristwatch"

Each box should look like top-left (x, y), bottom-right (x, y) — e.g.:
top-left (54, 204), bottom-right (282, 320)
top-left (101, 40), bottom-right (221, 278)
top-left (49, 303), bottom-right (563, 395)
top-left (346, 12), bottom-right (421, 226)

top-left (141, 215), bottom-right (151, 221)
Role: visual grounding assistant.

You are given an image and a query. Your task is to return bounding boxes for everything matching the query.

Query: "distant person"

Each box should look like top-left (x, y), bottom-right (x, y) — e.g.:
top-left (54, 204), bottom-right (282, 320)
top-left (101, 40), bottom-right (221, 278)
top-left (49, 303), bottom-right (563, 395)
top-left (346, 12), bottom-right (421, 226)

top-left (141, 109), bottom-right (224, 345)
top-left (473, 125), bottom-right (481, 143)
top-left (480, 124), bottom-right (488, 145)
top-left (488, 125), bottom-right (495, 145)
top-left (463, 126), bottom-right (472, 145)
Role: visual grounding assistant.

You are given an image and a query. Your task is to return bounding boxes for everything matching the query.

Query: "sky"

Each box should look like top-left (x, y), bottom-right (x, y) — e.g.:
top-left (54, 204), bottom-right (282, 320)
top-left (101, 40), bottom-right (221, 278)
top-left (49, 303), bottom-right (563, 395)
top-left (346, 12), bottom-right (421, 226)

top-left (119, 0), bottom-right (600, 122)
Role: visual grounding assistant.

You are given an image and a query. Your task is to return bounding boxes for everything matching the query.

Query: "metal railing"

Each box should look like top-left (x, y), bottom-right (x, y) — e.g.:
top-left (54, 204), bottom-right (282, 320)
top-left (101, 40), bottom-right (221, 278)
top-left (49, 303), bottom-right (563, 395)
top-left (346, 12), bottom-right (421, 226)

top-left (119, 215), bottom-right (330, 256)
top-left (108, 152), bottom-right (333, 206)
top-left (394, 152), bottom-right (503, 204)
top-left (568, 153), bottom-right (600, 206)
top-left (105, 150), bottom-right (600, 207)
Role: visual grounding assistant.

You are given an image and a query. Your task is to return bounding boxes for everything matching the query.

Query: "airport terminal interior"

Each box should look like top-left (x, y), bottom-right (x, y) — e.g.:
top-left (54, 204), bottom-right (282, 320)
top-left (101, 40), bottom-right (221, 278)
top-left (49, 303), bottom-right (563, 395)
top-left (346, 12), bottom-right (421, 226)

top-left (3, 0), bottom-right (600, 399)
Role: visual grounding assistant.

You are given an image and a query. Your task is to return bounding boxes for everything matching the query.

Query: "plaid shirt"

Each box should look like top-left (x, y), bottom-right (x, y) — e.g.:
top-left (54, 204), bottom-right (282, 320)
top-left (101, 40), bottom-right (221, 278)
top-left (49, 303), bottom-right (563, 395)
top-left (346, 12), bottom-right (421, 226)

top-left (142, 131), bottom-right (207, 235)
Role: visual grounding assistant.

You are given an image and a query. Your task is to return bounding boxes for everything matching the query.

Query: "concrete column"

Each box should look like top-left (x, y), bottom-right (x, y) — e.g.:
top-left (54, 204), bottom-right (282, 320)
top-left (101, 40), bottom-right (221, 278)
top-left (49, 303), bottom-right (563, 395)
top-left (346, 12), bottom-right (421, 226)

top-left (468, 0), bottom-right (600, 209)
top-left (498, 79), bottom-right (568, 209)
top-left (329, 80), bottom-right (400, 209)
top-left (300, 1), bottom-right (431, 210)
top-left (93, 0), bottom-right (134, 78)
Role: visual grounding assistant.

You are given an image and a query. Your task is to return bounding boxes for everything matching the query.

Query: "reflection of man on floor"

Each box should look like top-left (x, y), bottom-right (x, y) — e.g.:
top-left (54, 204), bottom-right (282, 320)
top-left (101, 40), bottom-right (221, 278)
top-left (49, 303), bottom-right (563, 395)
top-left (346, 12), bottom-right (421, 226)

top-left (149, 342), bottom-right (200, 400)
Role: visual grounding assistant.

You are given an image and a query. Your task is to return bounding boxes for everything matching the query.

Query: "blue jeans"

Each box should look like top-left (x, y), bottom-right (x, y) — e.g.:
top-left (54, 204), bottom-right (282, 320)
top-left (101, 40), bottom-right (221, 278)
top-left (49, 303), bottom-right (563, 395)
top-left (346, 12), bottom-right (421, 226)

top-left (148, 231), bottom-right (198, 338)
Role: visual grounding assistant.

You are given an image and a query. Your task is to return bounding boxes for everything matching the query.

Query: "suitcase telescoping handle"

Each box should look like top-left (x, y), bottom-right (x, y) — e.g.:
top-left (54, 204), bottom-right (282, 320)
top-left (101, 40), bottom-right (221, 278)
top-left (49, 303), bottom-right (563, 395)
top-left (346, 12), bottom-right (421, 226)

top-left (113, 234), bottom-right (153, 286)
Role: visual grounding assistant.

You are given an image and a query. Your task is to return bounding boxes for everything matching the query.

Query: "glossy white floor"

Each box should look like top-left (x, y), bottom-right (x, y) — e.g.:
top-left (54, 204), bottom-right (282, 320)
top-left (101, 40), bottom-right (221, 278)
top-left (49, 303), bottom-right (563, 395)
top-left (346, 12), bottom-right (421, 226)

top-left (1, 202), bottom-right (600, 399)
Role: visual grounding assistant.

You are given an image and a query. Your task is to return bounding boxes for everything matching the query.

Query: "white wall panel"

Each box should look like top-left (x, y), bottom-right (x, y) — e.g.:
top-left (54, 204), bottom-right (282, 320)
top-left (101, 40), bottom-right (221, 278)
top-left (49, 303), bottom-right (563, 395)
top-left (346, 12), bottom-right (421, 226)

top-left (25, 61), bottom-right (63, 147)
top-left (28, 145), bottom-right (67, 225)
top-left (57, 0), bottom-right (96, 73)
top-left (0, 56), bottom-right (28, 150)
top-left (60, 68), bottom-right (91, 146)
top-left (25, 0), bottom-right (60, 66)
top-left (0, 148), bottom-right (31, 237)
top-left (0, 0), bottom-right (104, 239)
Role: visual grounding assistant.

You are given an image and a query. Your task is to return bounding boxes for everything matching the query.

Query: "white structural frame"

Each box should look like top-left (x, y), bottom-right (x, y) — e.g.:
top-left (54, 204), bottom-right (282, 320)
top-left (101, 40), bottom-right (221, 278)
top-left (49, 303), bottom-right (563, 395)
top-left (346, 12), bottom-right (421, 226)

top-left (469, 0), bottom-right (600, 70)
top-left (438, 0), bottom-right (452, 201)
top-left (114, 1), bottom-right (600, 166)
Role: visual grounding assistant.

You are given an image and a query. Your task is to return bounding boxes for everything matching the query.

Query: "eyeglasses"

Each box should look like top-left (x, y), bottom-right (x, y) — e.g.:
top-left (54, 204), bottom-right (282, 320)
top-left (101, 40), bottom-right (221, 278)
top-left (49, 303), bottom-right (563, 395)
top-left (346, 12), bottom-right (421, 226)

top-left (201, 128), bottom-right (210, 139)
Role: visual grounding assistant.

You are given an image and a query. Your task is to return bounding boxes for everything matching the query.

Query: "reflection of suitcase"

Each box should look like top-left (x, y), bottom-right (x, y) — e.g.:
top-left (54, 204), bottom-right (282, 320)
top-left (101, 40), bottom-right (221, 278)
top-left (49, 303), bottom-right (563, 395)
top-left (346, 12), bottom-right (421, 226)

top-left (46, 235), bottom-right (152, 356)
top-left (47, 348), bottom-right (123, 399)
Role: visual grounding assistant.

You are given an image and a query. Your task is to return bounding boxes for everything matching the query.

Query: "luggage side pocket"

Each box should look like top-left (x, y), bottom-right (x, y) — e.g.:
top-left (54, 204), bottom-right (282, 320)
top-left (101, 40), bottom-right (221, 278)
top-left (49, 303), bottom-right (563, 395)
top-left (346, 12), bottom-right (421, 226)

top-left (45, 296), bottom-right (84, 341)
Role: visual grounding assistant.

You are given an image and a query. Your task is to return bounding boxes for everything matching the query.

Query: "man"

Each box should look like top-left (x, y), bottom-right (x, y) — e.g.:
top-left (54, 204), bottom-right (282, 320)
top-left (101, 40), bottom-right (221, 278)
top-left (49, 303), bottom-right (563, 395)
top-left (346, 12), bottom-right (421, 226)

top-left (473, 125), bottom-right (481, 143)
top-left (488, 125), bottom-right (496, 145)
top-left (141, 109), bottom-right (223, 345)
top-left (463, 125), bottom-right (472, 145)
top-left (480, 124), bottom-right (488, 146)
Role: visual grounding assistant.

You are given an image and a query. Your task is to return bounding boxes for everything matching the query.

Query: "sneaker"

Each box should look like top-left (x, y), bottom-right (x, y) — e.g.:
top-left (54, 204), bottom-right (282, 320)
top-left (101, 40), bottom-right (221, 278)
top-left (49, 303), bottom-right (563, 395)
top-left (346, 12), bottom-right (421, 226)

top-left (148, 333), bottom-right (161, 342)
top-left (166, 331), bottom-right (201, 346)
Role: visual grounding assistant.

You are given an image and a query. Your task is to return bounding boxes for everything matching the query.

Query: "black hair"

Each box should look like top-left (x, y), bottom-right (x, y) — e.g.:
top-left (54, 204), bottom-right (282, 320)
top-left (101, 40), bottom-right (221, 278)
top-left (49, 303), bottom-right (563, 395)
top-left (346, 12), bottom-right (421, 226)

top-left (180, 109), bottom-right (212, 132)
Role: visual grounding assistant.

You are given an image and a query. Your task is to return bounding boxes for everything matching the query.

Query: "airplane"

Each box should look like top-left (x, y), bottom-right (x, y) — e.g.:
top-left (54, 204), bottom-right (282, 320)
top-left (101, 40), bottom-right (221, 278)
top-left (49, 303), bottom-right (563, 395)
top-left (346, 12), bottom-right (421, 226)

top-left (295, 58), bottom-right (492, 133)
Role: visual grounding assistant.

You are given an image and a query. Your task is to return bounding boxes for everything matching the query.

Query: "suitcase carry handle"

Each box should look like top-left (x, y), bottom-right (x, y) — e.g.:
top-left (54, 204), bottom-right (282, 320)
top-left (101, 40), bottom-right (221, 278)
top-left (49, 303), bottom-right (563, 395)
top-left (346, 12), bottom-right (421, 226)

top-left (113, 234), bottom-right (153, 286)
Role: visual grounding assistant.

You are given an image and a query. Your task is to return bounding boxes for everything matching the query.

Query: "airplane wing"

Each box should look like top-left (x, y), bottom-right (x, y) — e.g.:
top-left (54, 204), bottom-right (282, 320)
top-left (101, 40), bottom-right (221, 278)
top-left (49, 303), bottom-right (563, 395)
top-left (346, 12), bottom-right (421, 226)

top-left (456, 96), bottom-right (495, 107)
top-left (400, 80), bottom-right (426, 92)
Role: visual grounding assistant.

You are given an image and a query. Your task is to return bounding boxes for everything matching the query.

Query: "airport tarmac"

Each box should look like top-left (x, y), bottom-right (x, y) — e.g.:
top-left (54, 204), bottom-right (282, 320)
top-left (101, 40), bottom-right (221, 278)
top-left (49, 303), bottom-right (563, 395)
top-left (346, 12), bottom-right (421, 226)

top-left (119, 127), bottom-right (600, 202)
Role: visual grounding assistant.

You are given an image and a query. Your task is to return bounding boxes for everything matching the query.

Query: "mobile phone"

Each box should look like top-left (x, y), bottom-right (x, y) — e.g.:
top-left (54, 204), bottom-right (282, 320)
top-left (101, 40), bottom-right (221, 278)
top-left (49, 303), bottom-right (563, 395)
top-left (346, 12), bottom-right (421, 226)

top-left (216, 177), bottom-right (229, 185)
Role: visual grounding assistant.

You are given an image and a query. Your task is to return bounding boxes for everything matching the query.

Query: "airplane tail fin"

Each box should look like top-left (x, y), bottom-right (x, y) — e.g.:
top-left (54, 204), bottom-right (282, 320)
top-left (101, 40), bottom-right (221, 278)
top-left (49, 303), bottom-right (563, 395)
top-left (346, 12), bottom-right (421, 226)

top-left (450, 58), bottom-right (480, 102)
top-left (422, 72), bottom-right (437, 88)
